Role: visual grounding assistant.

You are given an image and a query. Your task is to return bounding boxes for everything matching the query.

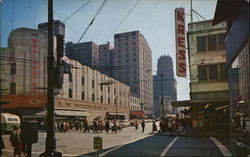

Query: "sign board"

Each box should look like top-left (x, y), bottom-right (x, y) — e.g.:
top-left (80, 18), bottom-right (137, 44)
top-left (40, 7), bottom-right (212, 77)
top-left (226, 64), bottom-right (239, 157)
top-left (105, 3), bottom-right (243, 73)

top-left (175, 8), bottom-right (186, 77)
top-left (93, 136), bottom-right (103, 150)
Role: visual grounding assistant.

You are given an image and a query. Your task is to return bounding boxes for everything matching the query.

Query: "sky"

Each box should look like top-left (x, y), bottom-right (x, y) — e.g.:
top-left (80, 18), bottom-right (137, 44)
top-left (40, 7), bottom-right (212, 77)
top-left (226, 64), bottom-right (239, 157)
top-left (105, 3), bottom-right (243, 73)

top-left (0, 0), bottom-right (218, 101)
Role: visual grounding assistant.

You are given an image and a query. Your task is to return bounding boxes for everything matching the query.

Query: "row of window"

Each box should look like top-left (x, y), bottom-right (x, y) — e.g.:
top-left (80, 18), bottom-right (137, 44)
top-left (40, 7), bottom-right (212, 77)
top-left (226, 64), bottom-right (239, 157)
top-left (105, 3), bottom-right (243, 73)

top-left (196, 33), bottom-right (226, 52)
top-left (117, 48), bottom-right (137, 53)
top-left (117, 41), bottom-right (136, 47)
top-left (198, 64), bottom-right (228, 81)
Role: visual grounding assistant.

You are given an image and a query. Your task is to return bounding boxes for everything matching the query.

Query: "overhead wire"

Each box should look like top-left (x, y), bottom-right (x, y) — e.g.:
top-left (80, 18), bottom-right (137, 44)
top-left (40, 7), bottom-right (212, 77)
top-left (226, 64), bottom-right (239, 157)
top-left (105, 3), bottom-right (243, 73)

top-left (103, 0), bottom-right (141, 43)
top-left (73, 0), bottom-right (108, 50)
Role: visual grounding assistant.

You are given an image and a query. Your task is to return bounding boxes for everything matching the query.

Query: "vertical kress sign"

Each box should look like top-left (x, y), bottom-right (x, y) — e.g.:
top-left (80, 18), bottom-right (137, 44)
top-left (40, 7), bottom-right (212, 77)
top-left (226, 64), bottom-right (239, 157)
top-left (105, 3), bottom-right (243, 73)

top-left (175, 8), bottom-right (186, 77)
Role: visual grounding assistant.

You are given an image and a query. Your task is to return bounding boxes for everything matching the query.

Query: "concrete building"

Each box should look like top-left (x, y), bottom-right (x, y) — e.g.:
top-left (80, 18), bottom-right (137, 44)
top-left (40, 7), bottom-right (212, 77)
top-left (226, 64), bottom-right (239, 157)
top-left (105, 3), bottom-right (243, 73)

top-left (98, 42), bottom-right (114, 76)
top-left (38, 20), bottom-right (65, 37)
top-left (111, 31), bottom-right (153, 115)
top-left (129, 94), bottom-right (143, 119)
top-left (65, 41), bottom-right (99, 67)
top-left (213, 0), bottom-right (249, 155)
top-left (172, 20), bottom-right (229, 134)
top-left (153, 55), bottom-right (177, 117)
top-left (0, 28), bottom-right (131, 121)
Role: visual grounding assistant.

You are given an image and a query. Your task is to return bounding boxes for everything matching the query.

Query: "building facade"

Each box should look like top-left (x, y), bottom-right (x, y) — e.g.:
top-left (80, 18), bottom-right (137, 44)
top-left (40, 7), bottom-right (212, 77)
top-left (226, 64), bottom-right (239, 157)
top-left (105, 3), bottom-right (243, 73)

top-left (111, 31), bottom-right (153, 115)
top-left (213, 0), bottom-right (249, 155)
top-left (172, 20), bottom-right (230, 135)
top-left (153, 55), bottom-right (177, 117)
top-left (0, 28), bottom-right (131, 121)
top-left (98, 42), bottom-right (114, 76)
top-left (65, 41), bottom-right (99, 67)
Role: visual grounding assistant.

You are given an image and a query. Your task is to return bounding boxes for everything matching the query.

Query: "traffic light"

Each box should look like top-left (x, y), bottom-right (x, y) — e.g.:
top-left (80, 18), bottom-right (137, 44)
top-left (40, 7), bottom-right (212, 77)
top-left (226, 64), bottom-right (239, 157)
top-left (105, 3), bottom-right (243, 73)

top-left (55, 34), bottom-right (64, 89)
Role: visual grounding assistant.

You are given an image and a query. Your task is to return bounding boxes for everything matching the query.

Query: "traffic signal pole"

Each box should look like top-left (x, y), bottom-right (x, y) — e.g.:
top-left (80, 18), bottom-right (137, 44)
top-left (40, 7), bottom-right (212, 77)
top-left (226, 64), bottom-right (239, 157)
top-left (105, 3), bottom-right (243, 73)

top-left (40, 0), bottom-right (61, 156)
top-left (160, 72), bottom-right (164, 118)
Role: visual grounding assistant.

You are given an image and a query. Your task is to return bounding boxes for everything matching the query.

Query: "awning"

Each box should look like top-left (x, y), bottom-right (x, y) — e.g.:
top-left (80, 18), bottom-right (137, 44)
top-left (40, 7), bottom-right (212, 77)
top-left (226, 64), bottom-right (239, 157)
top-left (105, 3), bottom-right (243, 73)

top-left (35, 109), bottom-right (90, 117)
top-left (107, 112), bottom-right (126, 116)
top-left (171, 98), bottom-right (229, 107)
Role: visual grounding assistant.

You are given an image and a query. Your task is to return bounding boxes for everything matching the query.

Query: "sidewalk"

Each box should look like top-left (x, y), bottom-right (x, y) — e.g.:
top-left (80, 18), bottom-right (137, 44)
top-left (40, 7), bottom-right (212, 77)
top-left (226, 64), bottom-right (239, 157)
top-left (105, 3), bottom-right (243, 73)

top-left (155, 131), bottom-right (230, 137)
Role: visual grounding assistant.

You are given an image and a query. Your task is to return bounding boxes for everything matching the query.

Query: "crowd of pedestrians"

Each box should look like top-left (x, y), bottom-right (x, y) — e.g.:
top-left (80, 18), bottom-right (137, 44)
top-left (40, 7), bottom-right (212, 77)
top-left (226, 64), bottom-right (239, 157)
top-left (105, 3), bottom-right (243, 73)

top-left (55, 119), bottom-right (125, 133)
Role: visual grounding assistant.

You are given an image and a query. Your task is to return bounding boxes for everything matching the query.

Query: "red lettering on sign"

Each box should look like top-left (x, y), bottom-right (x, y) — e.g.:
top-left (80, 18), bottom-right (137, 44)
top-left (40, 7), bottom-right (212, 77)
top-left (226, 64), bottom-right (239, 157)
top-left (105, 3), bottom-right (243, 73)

top-left (178, 63), bottom-right (186, 73)
top-left (178, 24), bottom-right (185, 35)
top-left (32, 66), bottom-right (38, 70)
top-left (32, 38), bottom-right (38, 43)
top-left (177, 11), bottom-right (184, 22)
top-left (178, 50), bottom-right (186, 60)
top-left (178, 37), bottom-right (185, 47)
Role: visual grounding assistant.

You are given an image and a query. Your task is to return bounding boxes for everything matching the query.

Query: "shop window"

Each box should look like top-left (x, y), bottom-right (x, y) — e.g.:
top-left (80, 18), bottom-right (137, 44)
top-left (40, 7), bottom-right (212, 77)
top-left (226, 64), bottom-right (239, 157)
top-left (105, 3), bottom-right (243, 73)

top-left (198, 66), bottom-right (207, 81)
top-left (209, 64), bottom-right (218, 80)
top-left (208, 35), bottom-right (217, 51)
top-left (197, 36), bottom-right (206, 52)
top-left (10, 83), bottom-right (16, 94)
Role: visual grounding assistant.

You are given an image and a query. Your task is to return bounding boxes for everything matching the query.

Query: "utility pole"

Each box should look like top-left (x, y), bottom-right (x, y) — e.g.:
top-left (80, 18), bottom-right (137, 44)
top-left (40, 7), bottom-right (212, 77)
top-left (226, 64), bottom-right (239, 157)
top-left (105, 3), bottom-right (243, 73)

top-left (190, 0), bottom-right (193, 23)
top-left (40, 0), bottom-right (61, 156)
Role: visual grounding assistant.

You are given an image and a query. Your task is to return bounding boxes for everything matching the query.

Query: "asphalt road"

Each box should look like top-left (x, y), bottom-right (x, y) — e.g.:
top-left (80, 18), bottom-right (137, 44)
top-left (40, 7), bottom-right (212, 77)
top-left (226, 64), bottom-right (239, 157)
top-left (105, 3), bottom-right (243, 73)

top-left (2, 122), bottom-right (231, 157)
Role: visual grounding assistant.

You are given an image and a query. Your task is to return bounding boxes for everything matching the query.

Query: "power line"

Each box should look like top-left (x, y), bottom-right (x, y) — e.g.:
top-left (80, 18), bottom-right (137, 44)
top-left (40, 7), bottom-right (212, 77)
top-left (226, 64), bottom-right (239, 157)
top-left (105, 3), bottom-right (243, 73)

top-left (63, 0), bottom-right (93, 23)
top-left (74, 0), bottom-right (108, 49)
top-left (104, 0), bottom-right (141, 43)
top-left (136, 0), bottom-right (160, 29)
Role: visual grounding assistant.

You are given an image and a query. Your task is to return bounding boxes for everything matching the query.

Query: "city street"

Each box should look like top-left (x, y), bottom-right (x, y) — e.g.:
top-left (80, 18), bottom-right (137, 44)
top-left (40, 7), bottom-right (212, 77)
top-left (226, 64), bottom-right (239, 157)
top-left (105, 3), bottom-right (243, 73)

top-left (2, 122), bottom-right (231, 157)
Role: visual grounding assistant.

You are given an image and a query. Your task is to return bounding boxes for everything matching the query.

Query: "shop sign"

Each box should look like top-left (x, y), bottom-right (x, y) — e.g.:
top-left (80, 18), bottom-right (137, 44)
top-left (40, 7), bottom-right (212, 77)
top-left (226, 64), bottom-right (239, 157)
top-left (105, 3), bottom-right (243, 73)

top-left (31, 33), bottom-right (39, 93)
top-left (175, 8), bottom-right (186, 77)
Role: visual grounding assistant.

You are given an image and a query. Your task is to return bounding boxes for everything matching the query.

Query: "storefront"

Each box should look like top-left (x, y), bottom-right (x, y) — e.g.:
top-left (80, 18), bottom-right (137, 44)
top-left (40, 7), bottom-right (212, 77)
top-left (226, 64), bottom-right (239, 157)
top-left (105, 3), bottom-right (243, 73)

top-left (106, 112), bottom-right (127, 120)
top-left (172, 98), bottom-right (229, 136)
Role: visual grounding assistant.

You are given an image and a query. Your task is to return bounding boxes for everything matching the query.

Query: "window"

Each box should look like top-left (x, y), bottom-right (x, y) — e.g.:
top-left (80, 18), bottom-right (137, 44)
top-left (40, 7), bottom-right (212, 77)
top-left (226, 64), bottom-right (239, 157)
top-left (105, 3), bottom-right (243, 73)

top-left (209, 64), bottom-right (218, 80)
top-left (69, 73), bottom-right (73, 82)
top-left (10, 63), bottom-right (16, 75)
top-left (81, 91), bottom-right (85, 100)
top-left (197, 36), bottom-right (206, 52)
top-left (69, 88), bottom-right (72, 98)
top-left (81, 77), bottom-right (85, 86)
top-left (108, 97), bottom-right (110, 104)
top-left (218, 33), bottom-right (226, 50)
top-left (133, 58), bottom-right (136, 62)
top-left (92, 80), bottom-right (95, 88)
top-left (100, 85), bottom-right (103, 91)
top-left (208, 35), bottom-right (217, 51)
top-left (114, 88), bottom-right (116, 95)
top-left (126, 59), bottom-right (129, 63)
top-left (198, 66), bottom-right (207, 81)
top-left (133, 52), bottom-right (136, 56)
top-left (118, 60), bottom-right (121, 64)
top-left (108, 86), bottom-right (110, 93)
top-left (220, 64), bottom-right (228, 80)
top-left (126, 53), bottom-right (129, 57)
top-left (92, 94), bottom-right (95, 102)
top-left (10, 83), bottom-right (16, 94)
top-left (101, 96), bottom-right (103, 103)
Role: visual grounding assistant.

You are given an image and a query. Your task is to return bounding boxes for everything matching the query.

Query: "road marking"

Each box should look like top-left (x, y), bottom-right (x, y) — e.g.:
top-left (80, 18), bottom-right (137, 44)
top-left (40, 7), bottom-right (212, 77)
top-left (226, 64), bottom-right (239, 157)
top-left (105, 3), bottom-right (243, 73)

top-left (160, 136), bottom-right (179, 157)
top-left (98, 134), bottom-right (153, 157)
top-left (210, 137), bottom-right (232, 157)
top-left (3, 149), bottom-right (79, 157)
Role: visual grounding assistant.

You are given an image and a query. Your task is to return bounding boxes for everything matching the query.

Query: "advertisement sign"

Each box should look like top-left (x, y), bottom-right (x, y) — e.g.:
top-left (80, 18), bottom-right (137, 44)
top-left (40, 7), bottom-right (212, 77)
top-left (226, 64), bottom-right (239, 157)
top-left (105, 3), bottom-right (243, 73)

top-left (93, 136), bottom-right (103, 150)
top-left (31, 33), bottom-right (39, 92)
top-left (175, 8), bottom-right (186, 77)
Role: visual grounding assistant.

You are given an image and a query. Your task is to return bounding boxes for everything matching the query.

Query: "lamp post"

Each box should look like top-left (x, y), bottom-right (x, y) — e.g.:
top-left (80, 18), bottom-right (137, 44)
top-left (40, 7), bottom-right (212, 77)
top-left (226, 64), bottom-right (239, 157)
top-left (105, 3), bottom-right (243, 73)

top-left (40, 0), bottom-right (61, 156)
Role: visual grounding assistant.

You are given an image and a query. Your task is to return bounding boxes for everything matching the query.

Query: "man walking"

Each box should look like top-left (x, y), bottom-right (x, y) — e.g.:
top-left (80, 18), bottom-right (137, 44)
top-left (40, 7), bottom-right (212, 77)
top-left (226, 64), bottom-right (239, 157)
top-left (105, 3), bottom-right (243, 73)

top-left (141, 120), bottom-right (145, 133)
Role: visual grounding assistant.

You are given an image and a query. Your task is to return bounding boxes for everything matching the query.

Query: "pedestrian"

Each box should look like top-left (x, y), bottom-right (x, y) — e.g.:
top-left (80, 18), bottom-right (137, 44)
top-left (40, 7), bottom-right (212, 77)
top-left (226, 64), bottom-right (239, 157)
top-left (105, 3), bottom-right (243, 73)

top-left (9, 125), bottom-right (22, 157)
top-left (84, 120), bottom-right (90, 133)
top-left (135, 121), bottom-right (138, 131)
top-left (141, 120), bottom-right (145, 133)
top-left (159, 119), bottom-right (163, 132)
top-left (152, 121), bottom-right (157, 133)
top-left (105, 120), bottom-right (110, 133)
top-left (1, 134), bottom-right (5, 155)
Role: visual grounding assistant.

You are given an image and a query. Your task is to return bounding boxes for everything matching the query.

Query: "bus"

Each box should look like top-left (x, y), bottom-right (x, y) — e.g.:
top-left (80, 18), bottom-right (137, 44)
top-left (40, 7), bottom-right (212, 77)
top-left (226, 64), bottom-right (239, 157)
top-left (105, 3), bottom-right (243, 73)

top-left (1, 113), bottom-right (21, 133)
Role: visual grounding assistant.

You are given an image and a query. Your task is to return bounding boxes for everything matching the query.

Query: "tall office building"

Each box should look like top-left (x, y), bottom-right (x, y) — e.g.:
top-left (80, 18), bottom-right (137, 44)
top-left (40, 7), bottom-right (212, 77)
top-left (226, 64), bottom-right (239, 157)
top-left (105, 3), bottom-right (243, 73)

top-left (65, 41), bottom-right (99, 67)
top-left (153, 55), bottom-right (177, 117)
top-left (98, 42), bottom-right (114, 76)
top-left (111, 31), bottom-right (153, 115)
